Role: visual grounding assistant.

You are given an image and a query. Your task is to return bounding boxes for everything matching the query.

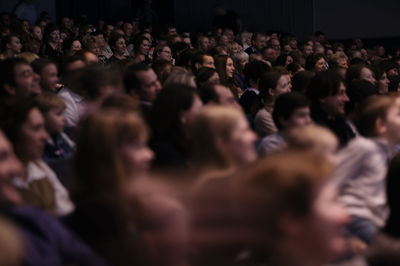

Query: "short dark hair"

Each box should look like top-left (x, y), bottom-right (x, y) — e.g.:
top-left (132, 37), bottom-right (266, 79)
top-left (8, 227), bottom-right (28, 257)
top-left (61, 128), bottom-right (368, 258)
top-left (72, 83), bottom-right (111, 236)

top-left (273, 92), bottom-right (310, 130)
top-left (305, 53), bottom-right (326, 71)
top-left (306, 70), bottom-right (344, 103)
top-left (243, 60), bottom-right (270, 84)
top-left (0, 57), bottom-right (29, 93)
top-left (123, 63), bottom-right (151, 95)
top-left (195, 67), bottom-right (218, 88)
top-left (31, 58), bottom-right (57, 74)
top-left (258, 71), bottom-right (282, 102)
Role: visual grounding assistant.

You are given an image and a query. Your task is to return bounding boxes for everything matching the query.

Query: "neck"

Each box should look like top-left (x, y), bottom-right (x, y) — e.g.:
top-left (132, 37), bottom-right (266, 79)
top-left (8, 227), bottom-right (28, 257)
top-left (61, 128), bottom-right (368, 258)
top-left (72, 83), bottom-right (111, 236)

top-left (48, 41), bottom-right (58, 50)
top-left (4, 49), bottom-right (15, 58)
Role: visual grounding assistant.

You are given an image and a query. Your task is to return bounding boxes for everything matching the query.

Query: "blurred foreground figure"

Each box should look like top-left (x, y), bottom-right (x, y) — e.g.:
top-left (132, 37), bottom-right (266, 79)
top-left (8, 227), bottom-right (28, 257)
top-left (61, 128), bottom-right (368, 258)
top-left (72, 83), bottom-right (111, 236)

top-left (189, 151), bottom-right (349, 266)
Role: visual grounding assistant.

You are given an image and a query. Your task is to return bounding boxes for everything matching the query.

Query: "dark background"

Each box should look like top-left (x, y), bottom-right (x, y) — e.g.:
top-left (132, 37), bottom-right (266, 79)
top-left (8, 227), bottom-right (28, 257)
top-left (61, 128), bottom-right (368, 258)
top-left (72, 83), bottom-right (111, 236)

top-left (1, 0), bottom-right (400, 41)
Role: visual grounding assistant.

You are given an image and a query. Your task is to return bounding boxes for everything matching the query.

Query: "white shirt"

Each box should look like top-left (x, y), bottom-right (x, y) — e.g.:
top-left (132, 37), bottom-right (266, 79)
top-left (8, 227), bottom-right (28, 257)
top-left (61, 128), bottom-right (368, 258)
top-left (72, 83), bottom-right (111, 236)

top-left (58, 87), bottom-right (87, 127)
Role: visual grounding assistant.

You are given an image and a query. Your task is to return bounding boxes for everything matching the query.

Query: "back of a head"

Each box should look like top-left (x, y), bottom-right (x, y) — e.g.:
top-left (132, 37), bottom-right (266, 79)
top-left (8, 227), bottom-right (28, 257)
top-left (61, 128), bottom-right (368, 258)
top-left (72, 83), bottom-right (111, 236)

top-left (190, 105), bottom-right (244, 168)
top-left (73, 108), bottom-right (148, 202)
top-left (346, 79), bottom-right (378, 114)
top-left (272, 92), bottom-right (310, 130)
top-left (292, 70), bottom-right (315, 94)
top-left (258, 71), bottom-right (282, 101)
top-left (243, 60), bottom-right (270, 85)
top-left (123, 63), bottom-right (150, 95)
top-left (306, 70), bottom-right (343, 103)
top-left (354, 95), bottom-right (395, 138)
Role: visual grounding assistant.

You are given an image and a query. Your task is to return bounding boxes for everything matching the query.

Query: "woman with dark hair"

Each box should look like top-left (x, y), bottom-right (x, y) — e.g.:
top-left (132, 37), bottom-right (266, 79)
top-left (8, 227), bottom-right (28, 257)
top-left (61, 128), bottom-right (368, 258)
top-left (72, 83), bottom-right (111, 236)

top-left (305, 53), bottom-right (327, 73)
top-left (254, 71), bottom-right (292, 137)
top-left (371, 64), bottom-right (390, 94)
top-left (149, 84), bottom-right (203, 170)
top-left (0, 99), bottom-right (74, 216)
top-left (132, 35), bottom-right (151, 64)
top-left (214, 54), bottom-right (240, 98)
top-left (0, 34), bottom-right (22, 59)
top-left (62, 37), bottom-right (82, 57)
top-left (346, 64), bottom-right (376, 86)
top-left (40, 24), bottom-right (63, 64)
top-left (108, 33), bottom-right (127, 62)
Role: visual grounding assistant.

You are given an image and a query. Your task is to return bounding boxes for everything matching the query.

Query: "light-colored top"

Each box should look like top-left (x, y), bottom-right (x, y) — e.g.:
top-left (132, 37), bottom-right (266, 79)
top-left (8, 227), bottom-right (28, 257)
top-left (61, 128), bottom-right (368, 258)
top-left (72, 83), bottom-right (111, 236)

top-left (257, 131), bottom-right (286, 156)
top-left (13, 160), bottom-right (74, 216)
top-left (333, 137), bottom-right (392, 227)
top-left (58, 87), bottom-right (86, 127)
top-left (254, 107), bottom-right (277, 138)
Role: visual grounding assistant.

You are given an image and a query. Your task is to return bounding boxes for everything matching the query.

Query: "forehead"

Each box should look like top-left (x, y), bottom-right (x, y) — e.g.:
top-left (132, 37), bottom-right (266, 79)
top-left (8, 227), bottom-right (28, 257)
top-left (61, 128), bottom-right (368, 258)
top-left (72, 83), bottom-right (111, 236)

top-left (15, 63), bottom-right (32, 74)
top-left (137, 69), bottom-right (156, 81)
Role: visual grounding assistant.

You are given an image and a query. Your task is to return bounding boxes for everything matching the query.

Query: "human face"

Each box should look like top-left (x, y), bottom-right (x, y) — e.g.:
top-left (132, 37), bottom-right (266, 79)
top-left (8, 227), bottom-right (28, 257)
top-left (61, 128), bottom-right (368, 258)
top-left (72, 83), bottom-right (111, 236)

top-left (124, 23), bottom-right (133, 37)
top-left (377, 72), bottom-right (390, 94)
top-left (89, 42), bottom-right (101, 56)
top-left (274, 75), bottom-right (292, 96)
top-left (119, 134), bottom-right (154, 177)
top-left (282, 106), bottom-right (312, 129)
top-left (136, 69), bottom-right (162, 102)
top-left (71, 40), bottom-right (82, 52)
top-left (225, 58), bottom-right (235, 78)
top-left (253, 35), bottom-right (266, 51)
top-left (285, 55), bottom-right (293, 66)
top-left (224, 116), bottom-right (257, 165)
top-left (263, 48), bottom-right (277, 63)
top-left (202, 55), bottom-right (215, 69)
top-left (139, 40), bottom-right (150, 56)
top-left (0, 131), bottom-right (23, 203)
top-left (314, 58), bottom-right (327, 72)
top-left (49, 30), bottom-right (60, 44)
top-left (214, 85), bottom-right (240, 108)
top-left (13, 63), bottom-right (41, 97)
top-left (304, 45), bottom-right (313, 56)
top-left (18, 108), bottom-right (49, 162)
top-left (114, 37), bottom-right (126, 56)
top-left (33, 26), bottom-right (42, 40)
top-left (200, 37), bottom-right (210, 51)
top-left (180, 95), bottom-right (203, 125)
top-left (9, 36), bottom-right (22, 54)
top-left (45, 107), bottom-right (65, 134)
top-left (159, 46), bottom-right (172, 61)
top-left (95, 34), bottom-right (106, 48)
top-left (298, 183), bottom-right (349, 265)
top-left (40, 64), bottom-right (58, 92)
top-left (321, 82), bottom-right (349, 117)
top-left (360, 67), bottom-right (376, 85)
top-left (270, 39), bottom-right (280, 52)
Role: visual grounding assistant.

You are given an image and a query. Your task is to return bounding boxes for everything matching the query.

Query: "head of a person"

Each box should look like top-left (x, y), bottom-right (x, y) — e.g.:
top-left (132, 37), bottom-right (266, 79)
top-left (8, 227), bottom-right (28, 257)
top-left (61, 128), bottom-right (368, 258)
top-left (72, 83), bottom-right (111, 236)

top-left (346, 64), bottom-right (376, 86)
top-left (243, 60), bottom-right (270, 88)
top-left (35, 92), bottom-right (66, 135)
top-left (150, 84), bottom-right (202, 140)
top-left (233, 151), bottom-right (348, 265)
top-left (195, 67), bottom-right (220, 88)
top-left (306, 53), bottom-right (327, 72)
top-left (82, 36), bottom-right (101, 56)
top-left (124, 63), bottom-right (162, 102)
top-left (0, 58), bottom-right (41, 98)
top-left (214, 54), bottom-right (235, 81)
top-left (197, 36), bottom-right (210, 52)
top-left (354, 95), bottom-right (400, 144)
top-left (258, 71), bottom-right (292, 104)
top-left (60, 55), bottom-right (86, 88)
top-left (189, 105), bottom-right (257, 169)
top-left (73, 108), bottom-right (153, 203)
top-left (43, 24), bottom-right (60, 44)
top-left (291, 70), bottom-right (315, 94)
top-left (152, 59), bottom-right (173, 83)
top-left (163, 71), bottom-right (197, 88)
top-left (287, 124), bottom-right (339, 165)
top-left (31, 58), bottom-right (58, 92)
top-left (275, 54), bottom-right (294, 68)
top-left (133, 35), bottom-right (151, 56)
top-left (109, 33), bottom-right (126, 56)
top-left (371, 65), bottom-right (390, 95)
top-left (0, 99), bottom-right (49, 164)
top-left (306, 70), bottom-right (348, 117)
top-left (62, 38), bottom-right (82, 56)
top-left (192, 52), bottom-right (215, 72)
top-left (345, 79), bottom-right (378, 114)
top-left (69, 65), bottom-right (119, 103)
top-left (231, 51), bottom-right (249, 74)
top-left (272, 92), bottom-right (312, 132)
top-left (123, 22), bottom-right (133, 38)
top-left (155, 44), bottom-right (172, 62)
top-left (252, 32), bottom-right (267, 52)
top-left (198, 84), bottom-right (239, 109)
top-left (0, 34), bottom-right (22, 56)
top-left (261, 46), bottom-right (278, 64)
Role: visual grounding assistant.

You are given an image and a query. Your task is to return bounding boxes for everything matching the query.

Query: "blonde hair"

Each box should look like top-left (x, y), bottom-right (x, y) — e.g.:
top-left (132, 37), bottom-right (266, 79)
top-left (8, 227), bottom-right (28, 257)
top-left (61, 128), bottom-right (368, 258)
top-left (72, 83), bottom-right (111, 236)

top-left (16, 52), bottom-right (39, 64)
top-left (163, 71), bottom-right (196, 87)
top-left (190, 105), bottom-right (245, 169)
top-left (35, 92), bottom-right (66, 114)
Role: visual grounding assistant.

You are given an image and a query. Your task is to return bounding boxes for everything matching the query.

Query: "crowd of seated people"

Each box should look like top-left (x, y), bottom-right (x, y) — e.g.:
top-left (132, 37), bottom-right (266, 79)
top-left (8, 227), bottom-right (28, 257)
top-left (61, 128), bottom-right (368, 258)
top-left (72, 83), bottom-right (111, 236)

top-left (2, 8), bottom-right (400, 266)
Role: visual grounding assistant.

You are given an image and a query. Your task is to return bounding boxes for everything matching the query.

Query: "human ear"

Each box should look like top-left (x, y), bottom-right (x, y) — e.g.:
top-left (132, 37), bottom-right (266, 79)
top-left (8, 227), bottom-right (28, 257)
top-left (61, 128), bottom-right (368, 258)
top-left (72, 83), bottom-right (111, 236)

top-left (3, 84), bottom-right (16, 95)
top-left (375, 117), bottom-right (387, 136)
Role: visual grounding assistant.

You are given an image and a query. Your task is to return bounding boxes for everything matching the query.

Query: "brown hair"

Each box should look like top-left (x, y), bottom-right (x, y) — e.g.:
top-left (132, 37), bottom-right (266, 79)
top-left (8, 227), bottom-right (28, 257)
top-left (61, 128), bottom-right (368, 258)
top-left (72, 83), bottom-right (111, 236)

top-left (354, 95), bottom-right (396, 137)
top-left (35, 92), bottom-right (66, 114)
